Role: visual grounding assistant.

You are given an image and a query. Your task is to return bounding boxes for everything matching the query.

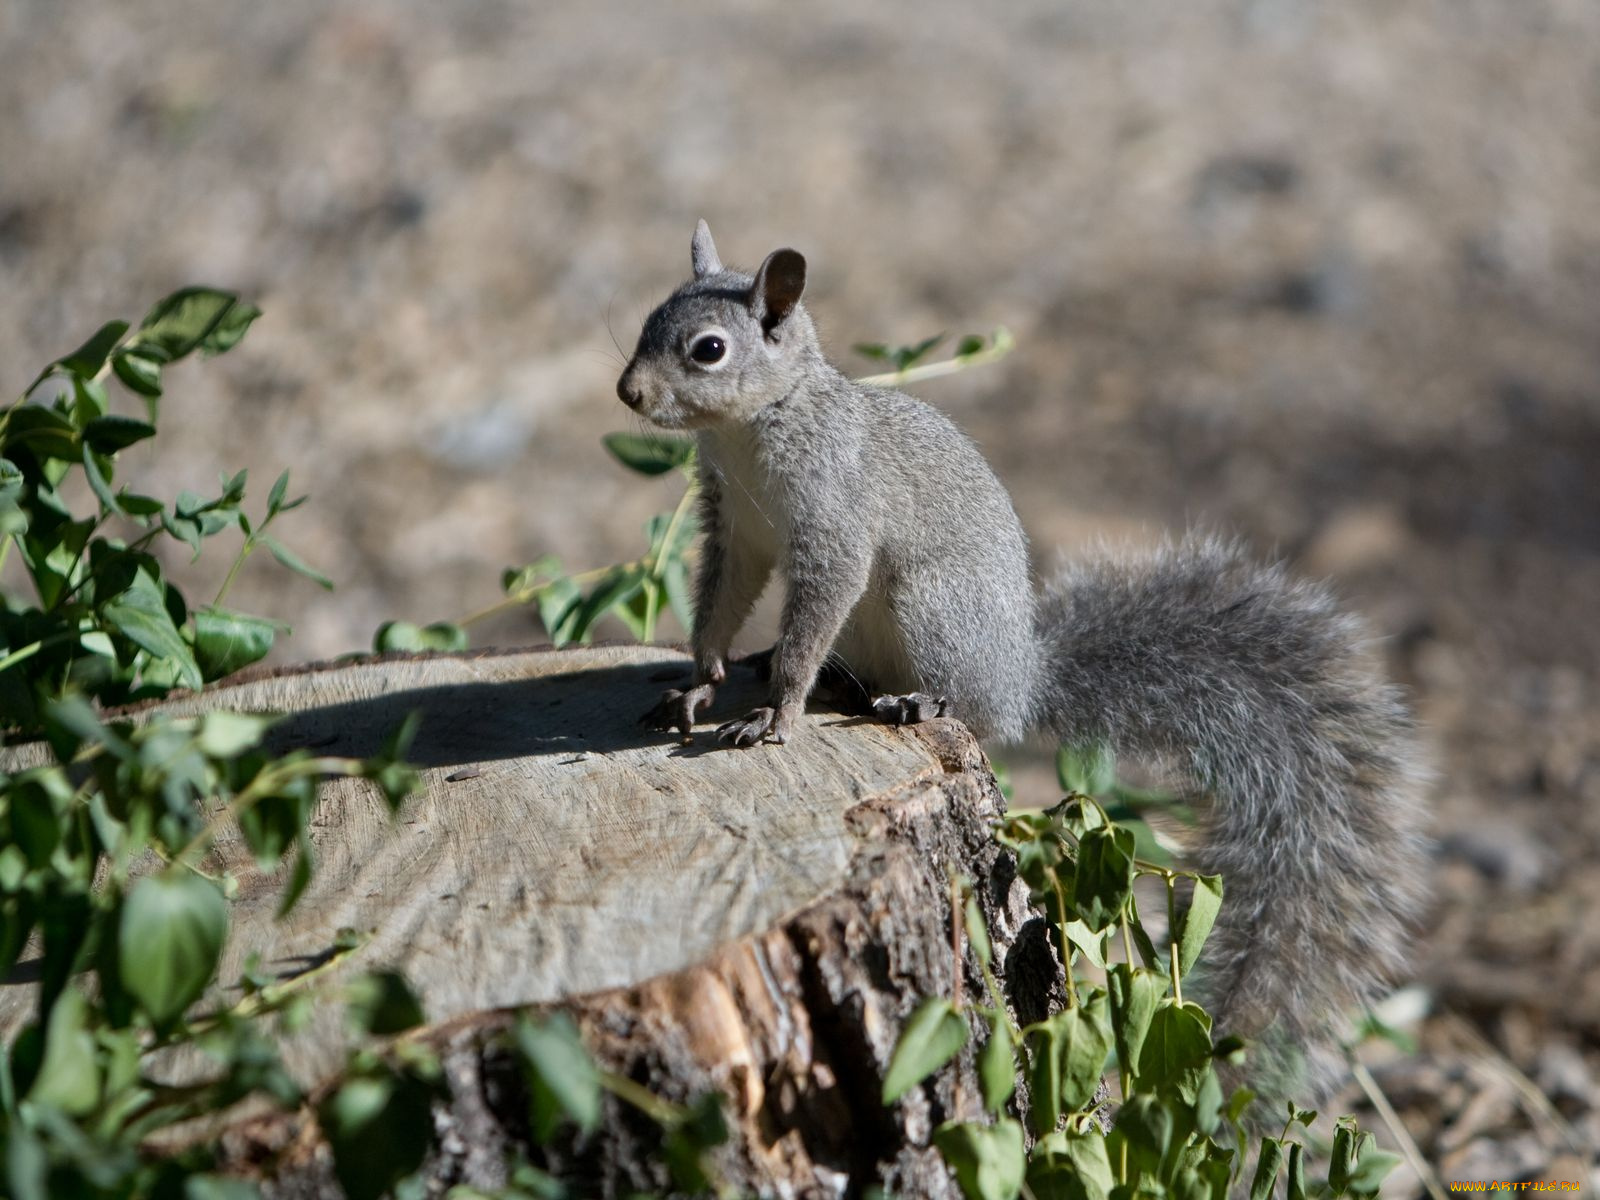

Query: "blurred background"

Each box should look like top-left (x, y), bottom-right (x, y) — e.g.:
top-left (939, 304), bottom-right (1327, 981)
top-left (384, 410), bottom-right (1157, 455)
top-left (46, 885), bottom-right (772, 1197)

top-left (2, 0), bottom-right (1596, 1187)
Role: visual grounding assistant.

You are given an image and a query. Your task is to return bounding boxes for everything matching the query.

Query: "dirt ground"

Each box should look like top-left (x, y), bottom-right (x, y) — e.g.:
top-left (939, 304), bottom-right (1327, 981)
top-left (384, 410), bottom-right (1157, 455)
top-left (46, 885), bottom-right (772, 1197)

top-left (2, 0), bottom-right (1596, 1190)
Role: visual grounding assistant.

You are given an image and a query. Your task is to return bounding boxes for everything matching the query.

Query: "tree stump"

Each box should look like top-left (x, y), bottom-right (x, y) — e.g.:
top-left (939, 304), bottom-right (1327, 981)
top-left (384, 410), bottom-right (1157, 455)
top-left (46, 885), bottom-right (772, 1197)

top-left (1, 645), bottom-right (1053, 1197)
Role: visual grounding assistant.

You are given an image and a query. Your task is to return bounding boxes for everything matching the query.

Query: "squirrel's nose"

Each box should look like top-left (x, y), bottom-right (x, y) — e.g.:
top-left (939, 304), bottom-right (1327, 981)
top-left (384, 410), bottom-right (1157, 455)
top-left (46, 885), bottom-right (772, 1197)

top-left (617, 369), bottom-right (643, 409)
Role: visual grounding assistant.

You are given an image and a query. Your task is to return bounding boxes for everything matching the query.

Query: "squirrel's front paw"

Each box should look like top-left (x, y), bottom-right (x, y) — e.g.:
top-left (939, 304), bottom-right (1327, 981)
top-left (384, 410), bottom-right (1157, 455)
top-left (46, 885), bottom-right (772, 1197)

top-left (640, 683), bottom-right (716, 740)
top-left (715, 706), bottom-right (789, 747)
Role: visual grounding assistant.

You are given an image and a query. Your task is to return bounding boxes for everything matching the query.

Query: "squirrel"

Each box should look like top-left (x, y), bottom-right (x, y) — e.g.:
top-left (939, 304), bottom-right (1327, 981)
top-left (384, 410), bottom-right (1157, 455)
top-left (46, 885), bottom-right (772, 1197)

top-left (617, 221), bottom-right (1429, 1110)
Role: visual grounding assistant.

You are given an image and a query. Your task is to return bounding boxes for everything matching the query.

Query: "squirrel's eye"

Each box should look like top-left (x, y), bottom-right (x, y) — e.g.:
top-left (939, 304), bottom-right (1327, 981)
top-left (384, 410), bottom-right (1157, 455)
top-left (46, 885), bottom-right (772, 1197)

top-left (689, 335), bottom-right (726, 364)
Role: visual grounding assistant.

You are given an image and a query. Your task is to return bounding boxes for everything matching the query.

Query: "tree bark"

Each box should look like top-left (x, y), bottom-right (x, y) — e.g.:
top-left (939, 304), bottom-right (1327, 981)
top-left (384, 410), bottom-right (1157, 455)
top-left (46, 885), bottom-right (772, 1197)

top-left (3, 645), bottom-right (1056, 1197)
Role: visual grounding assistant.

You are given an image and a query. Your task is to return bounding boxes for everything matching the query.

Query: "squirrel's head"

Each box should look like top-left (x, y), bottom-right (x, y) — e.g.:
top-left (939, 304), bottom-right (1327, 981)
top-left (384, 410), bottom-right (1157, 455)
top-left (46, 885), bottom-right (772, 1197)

top-left (617, 221), bottom-right (819, 428)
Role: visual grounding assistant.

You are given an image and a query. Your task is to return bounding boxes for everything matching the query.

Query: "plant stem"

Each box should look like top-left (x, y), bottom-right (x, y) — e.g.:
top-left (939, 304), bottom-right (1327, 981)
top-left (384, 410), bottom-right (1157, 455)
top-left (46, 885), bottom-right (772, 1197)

top-left (855, 328), bottom-right (1016, 387)
top-left (1166, 875), bottom-right (1183, 1004)
top-left (1052, 876), bottom-right (1079, 1010)
top-left (948, 875), bottom-right (964, 1012)
top-left (174, 756), bottom-right (360, 867)
top-left (645, 480), bottom-right (698, 575)
top-left (457, 563), bottom-right (618, 630)
top-left (1346, 1055), bottom-right (1449, 1200)
top-left (0, 629), bottom-right (79, 675)
top-left (212, 534), bottom-right (256, 607)
top-left (185, 935), bottom-right (366, 1037)
top-left (598, 1069), bottom-right (685, 1127)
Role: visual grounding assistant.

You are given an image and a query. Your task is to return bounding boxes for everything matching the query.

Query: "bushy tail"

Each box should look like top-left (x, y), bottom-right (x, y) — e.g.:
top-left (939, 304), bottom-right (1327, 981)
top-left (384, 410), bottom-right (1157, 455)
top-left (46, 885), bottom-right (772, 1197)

top-left (1034, 534), bottom-right (1429, 1106)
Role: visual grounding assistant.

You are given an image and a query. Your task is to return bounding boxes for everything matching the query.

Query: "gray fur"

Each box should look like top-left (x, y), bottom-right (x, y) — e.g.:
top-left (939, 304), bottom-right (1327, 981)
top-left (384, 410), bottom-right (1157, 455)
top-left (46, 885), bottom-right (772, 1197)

top-left (621, 223), bottom-right (1428, 1109)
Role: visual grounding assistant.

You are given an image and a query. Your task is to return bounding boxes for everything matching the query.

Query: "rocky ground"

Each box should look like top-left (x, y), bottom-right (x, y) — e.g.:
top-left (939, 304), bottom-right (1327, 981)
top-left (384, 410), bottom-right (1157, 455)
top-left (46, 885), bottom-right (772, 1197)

top-left (2, 0), bottom-right (1596, 1190)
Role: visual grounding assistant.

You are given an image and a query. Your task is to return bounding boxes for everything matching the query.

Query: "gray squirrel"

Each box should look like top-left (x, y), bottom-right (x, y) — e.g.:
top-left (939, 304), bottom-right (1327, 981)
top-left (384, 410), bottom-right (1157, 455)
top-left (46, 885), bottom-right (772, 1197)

top-left (618, 221), bottom-right (1428, 1108)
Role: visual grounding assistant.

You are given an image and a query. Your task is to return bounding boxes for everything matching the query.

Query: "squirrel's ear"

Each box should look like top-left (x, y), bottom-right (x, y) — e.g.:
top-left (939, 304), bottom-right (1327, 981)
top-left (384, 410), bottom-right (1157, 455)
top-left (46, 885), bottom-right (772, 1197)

top-left (750, 248), bottom-right (806, 335)
top-left (691, 220), bottom-right (723, 278)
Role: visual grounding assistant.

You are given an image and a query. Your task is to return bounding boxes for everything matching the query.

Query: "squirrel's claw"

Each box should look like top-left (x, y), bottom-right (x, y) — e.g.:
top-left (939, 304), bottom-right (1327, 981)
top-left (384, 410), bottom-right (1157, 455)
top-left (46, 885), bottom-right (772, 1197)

top-left (716, 707), bottom-right (785, 747)
top-left (871, 692), bottom-right (950, 726)
top-left (640, 683), bottom-right (716, 741)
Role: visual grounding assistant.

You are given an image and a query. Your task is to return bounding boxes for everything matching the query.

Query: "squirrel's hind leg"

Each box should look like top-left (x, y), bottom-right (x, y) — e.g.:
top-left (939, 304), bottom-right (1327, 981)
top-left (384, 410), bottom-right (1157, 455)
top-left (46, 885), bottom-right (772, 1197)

top-left (870, 692), bottom-right (950, 725)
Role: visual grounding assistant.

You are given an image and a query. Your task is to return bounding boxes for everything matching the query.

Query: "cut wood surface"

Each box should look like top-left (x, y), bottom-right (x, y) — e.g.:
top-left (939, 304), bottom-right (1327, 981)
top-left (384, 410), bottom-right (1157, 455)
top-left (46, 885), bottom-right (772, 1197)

top-left (0, 645), bottom-right (1052, 1197)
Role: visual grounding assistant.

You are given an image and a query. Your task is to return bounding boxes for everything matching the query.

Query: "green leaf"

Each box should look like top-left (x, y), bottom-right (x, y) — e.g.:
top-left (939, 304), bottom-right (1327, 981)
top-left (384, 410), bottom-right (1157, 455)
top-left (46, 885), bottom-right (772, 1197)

top-left (1030, 1128), bottom-right (1117, 1200)
top-left (43, 696), bottom-right (133, 761)
top-left (1048, 795), bottom-right (1106, 838)
top-left (1056, 743), bottom-right (1116, 795)
top-left (55, 320), bottom-right (130, 380)
top-left (9, 774), bottom-right (69, 868)
top-left (24, 987), bottom-right (101, 1115)
top-left (4, 405), bottom-right (80, 462)
top-left (81, 445), bottom-right (123, 516)
top-left (199, 300), bottom-right (260, 356)
top-left (1248, 1137), bottom-right (1284, 1200)
top-left (184, 1176), bottom-right (262, 1200)
top-left (956, 333), bottom-right (987, 358)
top-left (82, 414), bottom-right (157, 453)
top-left (277, 835), bottom-right (315, 919)
top-left (883, 997), bottom-right (968, 1104)
top-left (662, 1091), bottom-right (730, 1191)
top-left (1025, 998), bottom-right (1113, 1130)
top-left (568, 564), bottom-right (645, 642)
top-left (261, 534), bottom-right (334, 589)
top-left (1224, 1086), bottom-right (1256, 1132)
top-left (161, 509), bottom-right (203, 558)
top-left (932, 1117), bottom-right (1025, 1200)
top-left (267, 469), bottom-right (290, 516)
top-left (894, 333), bottom-right (945, 370)
top-left (1062, 917), bottom-right (1108, 969)
top-left (536, 574), bottom-right (584, 646)
top-left (0, 457), bottom-right (27, 537)
top-left (1072, 824), bottom-right (1136, 932)
top-left (513, 1012), bottom-right (602, 1140)
top-left (112, 348), bottom-right (163, 398)
top-left (125, 496), bottom-right (166, 521)
top-left (601, 431), bottom-right (696, 476)
top-left (502, 554), bottom-right (563, 599)
top-left (964, 894), bottom-right (992, 967)
top-left (366, 759), bottom-right (421, 814)
top-left (118, 870), bottom-right (227, 1025)
top-left (132, 287), bottom-right (242, 362)
top-left (852, 342), bottom-right (892, 361)
top-left (1114, 1093), bottom-right (1177, 1180)
top-left (663, 555), bottom-right (693, 630)
top-left (1125, 892), bottom-right (1163, 970)
top-left (1137, 1001), bottom-right (1213, 1095)
top-left (193, 606), bottom-right (280, 679)
top-left (1108, 964), bottom-right (1166, 1083)
top-left (346, 971), bottom-right (427, 1036)
top-left (319, 1066), bottom-right (436, 1200)
top-left (1175, 874), bottom-right (1223, 976)
top-left (1346, 1147), bottom-right (1401, 1196)
top-left (373, 620), bottom-right (470, 654)
top-left (1285, 1140), bottom-right (1307, 1200)
top-left (1328, 1123), bottom-right (1356, 1196)
top-left (101, 566), bottom-right (203, 689)
top-left (3, 1122), bottom-right (47, 1200)
top-left (238, 783), bottom-right (311, 872)
top-left (978, 1011), bottom-right (1015, 1115)
top-left (197, 710), bottom-right (274, 758)
top-left (1192, 1064), bottom-right (1224, 1137)
top-left (614, 576), bottom-right (661, 640)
